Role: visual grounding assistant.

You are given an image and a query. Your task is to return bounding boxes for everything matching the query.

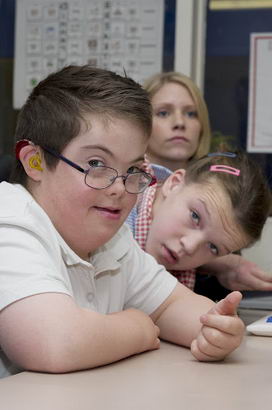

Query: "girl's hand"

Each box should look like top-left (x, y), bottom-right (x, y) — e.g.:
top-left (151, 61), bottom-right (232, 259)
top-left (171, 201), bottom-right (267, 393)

top-left (217, 257), bottom-right (272, 291)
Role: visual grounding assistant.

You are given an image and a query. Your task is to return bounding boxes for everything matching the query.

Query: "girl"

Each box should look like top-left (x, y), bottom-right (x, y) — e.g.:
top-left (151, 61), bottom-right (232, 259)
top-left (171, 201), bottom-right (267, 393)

top-left (127, 150), bottom-right (272, 292)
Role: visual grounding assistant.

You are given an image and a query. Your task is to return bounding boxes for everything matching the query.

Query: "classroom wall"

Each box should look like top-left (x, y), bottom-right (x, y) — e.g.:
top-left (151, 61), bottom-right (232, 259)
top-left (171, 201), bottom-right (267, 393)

top-left (0, 0), bottom-right (175, 156)
top-left (204, 4), bottom-right (272, 189)
top-left (0, 0), bottom-right (17, 154)
top-left (1, 0), bottom-right (272, 192)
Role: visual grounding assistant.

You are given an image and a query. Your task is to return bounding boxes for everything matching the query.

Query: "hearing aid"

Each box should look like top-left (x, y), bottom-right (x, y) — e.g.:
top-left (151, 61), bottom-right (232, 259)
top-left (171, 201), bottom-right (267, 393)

top-left (29, 153), bottom-right (43, 171)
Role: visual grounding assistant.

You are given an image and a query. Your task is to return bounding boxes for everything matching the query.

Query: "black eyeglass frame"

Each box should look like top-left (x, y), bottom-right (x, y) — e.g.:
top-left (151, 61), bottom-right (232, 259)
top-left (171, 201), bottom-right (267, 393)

top-left (41, 145), bottom-right (156, 194)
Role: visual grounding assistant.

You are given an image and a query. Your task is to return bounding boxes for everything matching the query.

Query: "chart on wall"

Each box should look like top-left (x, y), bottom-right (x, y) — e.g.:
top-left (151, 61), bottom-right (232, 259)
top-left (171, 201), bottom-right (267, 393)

top-left (13, 0), bottom-right (164, 109)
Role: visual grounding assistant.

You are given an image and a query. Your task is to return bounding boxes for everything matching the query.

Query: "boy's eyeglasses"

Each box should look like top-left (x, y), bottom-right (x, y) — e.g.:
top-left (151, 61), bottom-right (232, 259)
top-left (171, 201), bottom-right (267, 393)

top-left (41, 146), bottom-right (156, 194)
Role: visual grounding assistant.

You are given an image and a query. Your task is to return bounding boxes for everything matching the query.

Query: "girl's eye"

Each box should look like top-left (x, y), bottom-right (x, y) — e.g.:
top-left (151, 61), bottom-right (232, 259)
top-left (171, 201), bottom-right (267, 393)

top-left (186, 110), bottom-right (198, 118)
top-left (127, 166), bottom-right (141, 174)
top-left (191, 210), bottom-right (200, 225)
top-left (156, 110), bottom-right (169, 118)
top-left (208, 243), bottom-right (219, 256)
top-left (88, 159), bottom-right (105, 167)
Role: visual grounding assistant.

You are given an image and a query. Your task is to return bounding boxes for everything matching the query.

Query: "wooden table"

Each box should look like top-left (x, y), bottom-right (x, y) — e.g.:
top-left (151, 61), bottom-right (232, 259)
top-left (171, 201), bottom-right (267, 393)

top-left (0, 334), bottom-right (271, 410)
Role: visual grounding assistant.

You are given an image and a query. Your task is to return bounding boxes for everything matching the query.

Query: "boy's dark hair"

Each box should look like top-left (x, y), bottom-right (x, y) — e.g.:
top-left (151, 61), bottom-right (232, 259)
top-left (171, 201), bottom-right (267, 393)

top-left (185, 150), bottom-right (271, 244)
top-left (11, 65), bottom-right (152, 185)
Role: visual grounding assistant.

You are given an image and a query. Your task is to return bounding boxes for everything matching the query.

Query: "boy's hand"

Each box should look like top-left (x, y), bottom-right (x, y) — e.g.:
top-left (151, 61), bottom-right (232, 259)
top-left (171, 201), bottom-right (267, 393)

top-left (190, 291), bottom-right (244, 361)
top-left (123, 308), bottom-right (160, 353)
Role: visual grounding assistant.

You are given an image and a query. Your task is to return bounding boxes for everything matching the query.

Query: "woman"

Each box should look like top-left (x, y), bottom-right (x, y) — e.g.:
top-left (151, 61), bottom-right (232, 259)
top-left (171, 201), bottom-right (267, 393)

top-left (144, 71), bottom-right (211, 171)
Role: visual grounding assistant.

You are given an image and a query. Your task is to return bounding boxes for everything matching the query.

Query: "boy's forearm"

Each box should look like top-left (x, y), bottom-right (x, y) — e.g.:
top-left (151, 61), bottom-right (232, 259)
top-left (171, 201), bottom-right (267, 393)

top-left (153, 284), bottom-right (214, 347)
top-left (157, 296), bottom-right (214, 347)
top-left (153, 285), bottom-right (244, 362)
top-left (0, 294), bottom-right (158, 374)
top-left (43, 308), bottom-right (157, 373)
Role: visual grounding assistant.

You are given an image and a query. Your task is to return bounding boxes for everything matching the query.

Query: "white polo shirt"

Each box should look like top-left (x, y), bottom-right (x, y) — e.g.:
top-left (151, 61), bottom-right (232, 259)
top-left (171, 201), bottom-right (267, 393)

top-left (0, 182), bottom-right (177, 377)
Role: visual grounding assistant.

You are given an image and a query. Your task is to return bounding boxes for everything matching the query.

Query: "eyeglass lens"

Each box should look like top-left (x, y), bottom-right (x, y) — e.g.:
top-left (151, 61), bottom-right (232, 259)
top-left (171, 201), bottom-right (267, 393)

top-left (85, 166), bottom-right (150, 193)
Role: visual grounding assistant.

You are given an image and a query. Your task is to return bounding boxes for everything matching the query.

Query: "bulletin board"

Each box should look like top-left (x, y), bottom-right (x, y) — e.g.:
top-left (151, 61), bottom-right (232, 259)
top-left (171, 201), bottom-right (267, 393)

top-left (204, 4), bottom-right (272, 188)
top-left (13, 0), bottom-right (165, 109)
top-left (247, 33), bottom-right (272, 153)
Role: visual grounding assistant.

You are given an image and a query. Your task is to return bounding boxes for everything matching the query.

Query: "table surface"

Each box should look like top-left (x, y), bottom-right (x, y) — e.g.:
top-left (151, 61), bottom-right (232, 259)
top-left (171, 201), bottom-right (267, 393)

top-left (0, 332), bottom-right (271, 410)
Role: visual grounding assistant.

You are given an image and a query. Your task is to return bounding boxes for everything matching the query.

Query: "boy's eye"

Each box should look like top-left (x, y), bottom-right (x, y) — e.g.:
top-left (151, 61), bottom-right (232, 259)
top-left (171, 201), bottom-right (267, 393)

top-left (191, 210), bottom-right (200, 225)
top-left (127, 166), bottom-right (142, 174)
top-left (208, 243), bottom-right (219, 256)
top-left (88, 159), bottom-right (105, 167)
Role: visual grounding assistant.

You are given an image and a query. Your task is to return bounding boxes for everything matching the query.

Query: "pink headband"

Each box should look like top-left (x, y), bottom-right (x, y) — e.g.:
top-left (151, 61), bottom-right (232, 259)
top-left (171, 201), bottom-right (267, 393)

top-left (210, 165), bottom-right (240, 176)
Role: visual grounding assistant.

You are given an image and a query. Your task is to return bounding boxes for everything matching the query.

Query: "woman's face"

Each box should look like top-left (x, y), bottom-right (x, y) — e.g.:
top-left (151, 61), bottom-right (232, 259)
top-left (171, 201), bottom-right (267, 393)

top-left (146, 82), bottom-right (202, 171)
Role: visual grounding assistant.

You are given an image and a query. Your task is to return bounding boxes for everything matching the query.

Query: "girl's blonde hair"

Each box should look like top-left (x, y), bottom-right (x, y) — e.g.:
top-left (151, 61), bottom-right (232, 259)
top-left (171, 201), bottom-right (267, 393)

top-left (143, 71), bottom-right (211, 161)
top-left (185, 149), bottom-right (271, 243)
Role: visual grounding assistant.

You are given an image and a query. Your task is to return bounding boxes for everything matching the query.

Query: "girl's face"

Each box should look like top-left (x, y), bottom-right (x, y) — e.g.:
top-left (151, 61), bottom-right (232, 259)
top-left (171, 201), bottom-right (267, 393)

top-left (146, 82), bottom-right (202, 171)
top-left (146, 172), bottom-right (249, 271)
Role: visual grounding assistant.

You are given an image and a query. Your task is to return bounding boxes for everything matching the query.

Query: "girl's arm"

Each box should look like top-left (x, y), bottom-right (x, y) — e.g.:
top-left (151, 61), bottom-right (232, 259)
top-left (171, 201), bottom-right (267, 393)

top-left (199, 254), bottom-right (272, 291)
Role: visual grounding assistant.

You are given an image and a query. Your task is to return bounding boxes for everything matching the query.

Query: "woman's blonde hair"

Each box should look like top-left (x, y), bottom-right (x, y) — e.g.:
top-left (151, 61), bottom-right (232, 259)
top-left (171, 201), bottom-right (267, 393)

top-left (143, 71), bottom-right (211, 161)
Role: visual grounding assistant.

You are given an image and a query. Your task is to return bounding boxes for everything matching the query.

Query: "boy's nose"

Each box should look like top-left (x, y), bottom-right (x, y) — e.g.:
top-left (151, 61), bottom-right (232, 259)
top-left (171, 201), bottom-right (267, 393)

top-left (107, 175), bottom-right (126, 196)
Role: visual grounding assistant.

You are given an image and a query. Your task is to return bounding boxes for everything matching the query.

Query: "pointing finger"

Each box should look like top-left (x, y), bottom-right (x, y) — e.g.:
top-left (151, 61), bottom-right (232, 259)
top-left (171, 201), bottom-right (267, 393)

top-left (209, 291), bottom-right (242, 316)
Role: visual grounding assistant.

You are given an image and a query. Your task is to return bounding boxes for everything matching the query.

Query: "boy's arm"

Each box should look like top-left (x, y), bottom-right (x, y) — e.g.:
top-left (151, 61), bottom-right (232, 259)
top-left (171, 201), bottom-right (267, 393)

top-left (150, 283), bottom-right (244, 361)
top-left (198, 254), bottom-right (272, 291)
top-left (0, 293), bottom-right (160, 373)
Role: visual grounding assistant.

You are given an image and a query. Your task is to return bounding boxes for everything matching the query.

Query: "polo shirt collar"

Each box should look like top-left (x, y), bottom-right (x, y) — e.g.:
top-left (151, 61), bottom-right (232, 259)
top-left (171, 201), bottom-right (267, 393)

top-left (56, 225), bottom-right (131, 276)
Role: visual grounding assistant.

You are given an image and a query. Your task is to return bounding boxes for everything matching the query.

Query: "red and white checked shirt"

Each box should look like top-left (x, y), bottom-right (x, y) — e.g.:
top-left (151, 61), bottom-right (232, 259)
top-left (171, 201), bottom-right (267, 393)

top-left (134, 180), bottom-right (196, 290)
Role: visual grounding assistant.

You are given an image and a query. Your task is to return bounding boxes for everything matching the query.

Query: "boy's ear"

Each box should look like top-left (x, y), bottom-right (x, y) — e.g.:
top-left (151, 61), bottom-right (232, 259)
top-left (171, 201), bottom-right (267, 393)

top-left (161, 169), bottom-right (186, 198)
top-left (19, 144), bottom-right (44, 182)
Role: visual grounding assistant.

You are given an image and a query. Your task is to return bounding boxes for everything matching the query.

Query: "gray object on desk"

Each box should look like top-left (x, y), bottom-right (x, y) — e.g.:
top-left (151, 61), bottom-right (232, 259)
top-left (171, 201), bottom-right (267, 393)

top-left (239, 291), bottom-right (272, 310)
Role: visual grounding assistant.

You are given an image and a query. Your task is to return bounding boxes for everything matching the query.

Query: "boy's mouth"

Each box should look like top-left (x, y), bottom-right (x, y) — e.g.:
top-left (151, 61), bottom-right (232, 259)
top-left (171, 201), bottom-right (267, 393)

top-left (94, 206), bottom-right (121, 219)
top-left (95, 206), bottom-right (120, 213)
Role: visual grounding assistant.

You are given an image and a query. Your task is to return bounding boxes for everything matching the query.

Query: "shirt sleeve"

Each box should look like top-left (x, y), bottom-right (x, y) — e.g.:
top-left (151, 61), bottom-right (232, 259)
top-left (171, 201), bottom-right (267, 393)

top-left (122, 235), bottom-right (177, 315)
top-left (0, 223), bottom-right (72, 311)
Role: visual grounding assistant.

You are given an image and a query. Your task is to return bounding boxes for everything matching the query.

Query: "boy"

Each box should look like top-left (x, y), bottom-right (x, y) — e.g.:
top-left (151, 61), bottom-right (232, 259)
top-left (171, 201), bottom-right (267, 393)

top-left (0, 65), bottom-right (245, 378)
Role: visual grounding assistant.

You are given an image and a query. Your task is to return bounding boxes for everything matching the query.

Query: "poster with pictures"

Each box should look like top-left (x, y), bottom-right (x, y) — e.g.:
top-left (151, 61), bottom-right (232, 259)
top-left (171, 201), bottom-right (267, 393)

top-left (13, 0), bottom-right (164, 109)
